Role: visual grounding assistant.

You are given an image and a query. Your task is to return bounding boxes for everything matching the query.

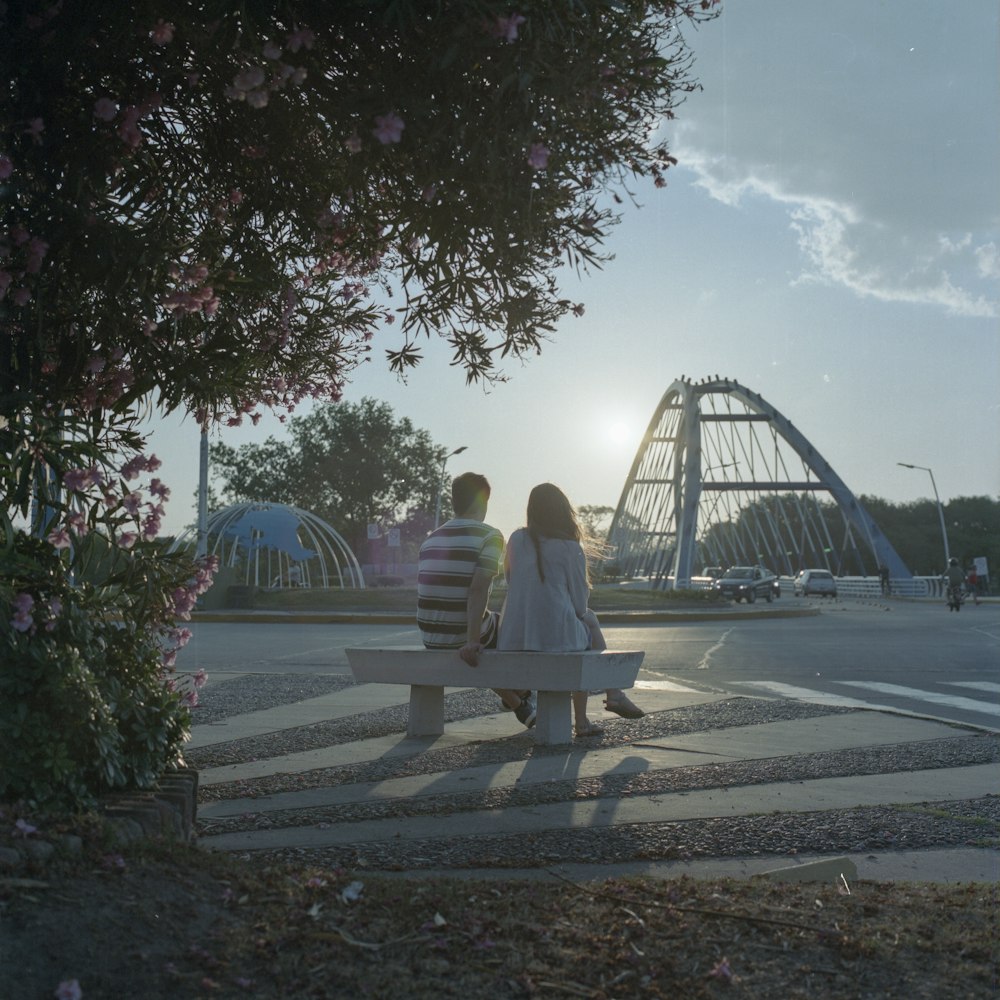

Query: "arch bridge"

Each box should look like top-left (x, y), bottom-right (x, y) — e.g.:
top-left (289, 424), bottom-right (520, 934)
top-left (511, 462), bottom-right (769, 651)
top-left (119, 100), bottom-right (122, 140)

top-left (608, 377), bottom-right (910, 588)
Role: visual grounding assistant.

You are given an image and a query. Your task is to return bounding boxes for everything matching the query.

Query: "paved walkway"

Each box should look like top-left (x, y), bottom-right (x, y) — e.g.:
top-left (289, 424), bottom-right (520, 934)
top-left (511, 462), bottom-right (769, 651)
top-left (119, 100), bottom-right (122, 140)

top-left (194, 679), bottom-right (999, 885)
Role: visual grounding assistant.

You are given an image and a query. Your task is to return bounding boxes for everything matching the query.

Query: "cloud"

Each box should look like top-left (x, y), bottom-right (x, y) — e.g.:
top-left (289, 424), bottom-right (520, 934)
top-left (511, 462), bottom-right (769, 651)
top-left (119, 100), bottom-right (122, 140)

top-left (678, 147), bottom-right (997, 318)
top-left (665, 1), bottom-right (999, 319)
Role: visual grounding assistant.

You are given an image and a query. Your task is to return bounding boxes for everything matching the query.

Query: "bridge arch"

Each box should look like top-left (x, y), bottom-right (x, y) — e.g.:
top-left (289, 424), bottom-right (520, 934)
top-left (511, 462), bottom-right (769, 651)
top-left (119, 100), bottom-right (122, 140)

top-left (608, 377), bottom-right (910, 588)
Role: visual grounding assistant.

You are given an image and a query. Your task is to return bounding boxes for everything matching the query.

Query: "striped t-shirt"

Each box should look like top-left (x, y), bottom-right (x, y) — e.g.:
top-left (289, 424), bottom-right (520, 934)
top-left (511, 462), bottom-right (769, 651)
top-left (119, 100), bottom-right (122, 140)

top-left (417, 518), bottom-right (504, 648)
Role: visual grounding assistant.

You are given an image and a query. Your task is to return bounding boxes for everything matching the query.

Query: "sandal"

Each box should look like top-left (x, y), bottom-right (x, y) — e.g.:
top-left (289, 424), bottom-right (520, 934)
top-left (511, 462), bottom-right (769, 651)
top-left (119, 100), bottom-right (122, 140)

top-left (604, 695), bottom-right (644, 719)
top-left (574, 723), bottom-right (604, 738)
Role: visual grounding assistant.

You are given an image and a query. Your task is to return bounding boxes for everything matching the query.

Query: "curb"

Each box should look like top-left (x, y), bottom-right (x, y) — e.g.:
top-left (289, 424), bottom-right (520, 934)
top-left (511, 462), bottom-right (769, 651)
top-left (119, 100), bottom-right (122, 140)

top-left (189, 607), bottom-right (822, 625)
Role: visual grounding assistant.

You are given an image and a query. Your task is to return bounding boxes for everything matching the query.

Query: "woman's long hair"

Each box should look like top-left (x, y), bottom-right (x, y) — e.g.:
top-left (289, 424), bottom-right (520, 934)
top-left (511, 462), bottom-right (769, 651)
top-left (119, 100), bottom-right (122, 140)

top-left (526, 483), bottom-right (583, 584)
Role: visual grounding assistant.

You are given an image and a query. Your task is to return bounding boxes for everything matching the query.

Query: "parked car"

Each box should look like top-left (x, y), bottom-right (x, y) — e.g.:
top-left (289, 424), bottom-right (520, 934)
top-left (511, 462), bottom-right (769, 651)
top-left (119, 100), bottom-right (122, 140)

top-left (794, 569), bottom-right (838, 598)
top-left (712, 565), bottom-right (778, 603)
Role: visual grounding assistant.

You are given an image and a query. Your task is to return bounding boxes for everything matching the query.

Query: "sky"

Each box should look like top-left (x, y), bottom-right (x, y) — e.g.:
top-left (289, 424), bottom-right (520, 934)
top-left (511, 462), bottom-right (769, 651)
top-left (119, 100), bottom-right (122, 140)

top-left (149, 0), bottom-right (1000, 545)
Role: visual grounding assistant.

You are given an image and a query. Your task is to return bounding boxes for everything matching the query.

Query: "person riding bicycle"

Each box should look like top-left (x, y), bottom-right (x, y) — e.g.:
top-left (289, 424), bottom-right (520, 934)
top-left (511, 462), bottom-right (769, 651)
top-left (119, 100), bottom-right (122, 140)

top-left (945, 557), bottom-right (965, 609)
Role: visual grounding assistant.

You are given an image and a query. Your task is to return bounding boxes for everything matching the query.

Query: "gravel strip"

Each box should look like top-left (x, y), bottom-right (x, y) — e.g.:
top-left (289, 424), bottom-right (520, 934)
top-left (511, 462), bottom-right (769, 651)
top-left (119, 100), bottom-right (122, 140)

top-left (196, 735), bottom-right (1000, 834)
top-left (186, 694), bottom-right (855, 773)
top-left (228, 797), bottom-right (1000, 872)
top-left (191, 673), bottom-right (356, 725)
top-left (189, 676), bottom-right (998, 872)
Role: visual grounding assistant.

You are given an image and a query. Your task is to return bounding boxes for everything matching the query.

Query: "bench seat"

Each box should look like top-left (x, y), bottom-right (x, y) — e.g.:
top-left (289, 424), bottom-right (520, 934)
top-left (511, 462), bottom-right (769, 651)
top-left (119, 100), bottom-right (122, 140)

top-left (345, 646), bottom-right (644, 744)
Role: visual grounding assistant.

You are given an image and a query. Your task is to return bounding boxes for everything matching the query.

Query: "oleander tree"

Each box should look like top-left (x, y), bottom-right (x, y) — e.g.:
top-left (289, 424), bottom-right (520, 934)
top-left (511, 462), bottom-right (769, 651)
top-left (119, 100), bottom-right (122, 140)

top-left (0, 0), bottom-right (718, 809)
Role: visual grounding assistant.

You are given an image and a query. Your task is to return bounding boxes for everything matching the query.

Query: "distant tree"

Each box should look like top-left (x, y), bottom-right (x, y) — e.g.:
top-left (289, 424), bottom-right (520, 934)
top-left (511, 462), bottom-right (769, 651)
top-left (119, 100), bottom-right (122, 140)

top-left (578, 504), bottom-right (615, 541)
top-left (211, 398), bottom-right (441, 554)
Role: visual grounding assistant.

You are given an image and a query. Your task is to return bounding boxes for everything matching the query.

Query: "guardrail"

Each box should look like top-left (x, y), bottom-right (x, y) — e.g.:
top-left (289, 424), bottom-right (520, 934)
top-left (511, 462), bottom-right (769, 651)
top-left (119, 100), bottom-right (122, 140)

top-left (668, 575), bottom-right (952, 599)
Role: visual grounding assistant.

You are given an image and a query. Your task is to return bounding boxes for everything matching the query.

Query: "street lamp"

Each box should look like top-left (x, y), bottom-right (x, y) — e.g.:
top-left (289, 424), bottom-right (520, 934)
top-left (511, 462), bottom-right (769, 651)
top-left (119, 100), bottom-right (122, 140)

top-left (434, 445), bottom-right (468, 528)
top-left (897, 462), bottom-right (950, 567)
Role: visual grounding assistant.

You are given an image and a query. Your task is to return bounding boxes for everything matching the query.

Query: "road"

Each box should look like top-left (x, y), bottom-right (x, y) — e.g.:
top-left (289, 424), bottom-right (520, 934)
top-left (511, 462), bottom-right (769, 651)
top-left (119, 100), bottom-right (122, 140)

top-left (175, 599), bottom-right (1000, 732)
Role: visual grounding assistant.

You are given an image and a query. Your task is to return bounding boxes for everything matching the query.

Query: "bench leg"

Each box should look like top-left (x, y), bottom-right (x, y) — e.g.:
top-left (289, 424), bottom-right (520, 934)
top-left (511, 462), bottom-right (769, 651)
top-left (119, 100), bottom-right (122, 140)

top-left (408, 684), bottom-right (445, 737)
top-left (533, 690), bottom-right (573, 744)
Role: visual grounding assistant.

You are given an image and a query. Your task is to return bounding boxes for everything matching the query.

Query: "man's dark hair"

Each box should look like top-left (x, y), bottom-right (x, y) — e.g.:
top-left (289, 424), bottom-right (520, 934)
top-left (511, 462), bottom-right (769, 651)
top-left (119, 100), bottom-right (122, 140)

top-left (451, 472), bottom-right (491, 517)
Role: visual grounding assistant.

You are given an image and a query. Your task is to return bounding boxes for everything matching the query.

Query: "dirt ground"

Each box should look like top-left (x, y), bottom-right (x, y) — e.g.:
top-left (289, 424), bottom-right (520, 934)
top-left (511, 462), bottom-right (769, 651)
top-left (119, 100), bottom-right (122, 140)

top-left (1, 837), bottom-right (997, 1000)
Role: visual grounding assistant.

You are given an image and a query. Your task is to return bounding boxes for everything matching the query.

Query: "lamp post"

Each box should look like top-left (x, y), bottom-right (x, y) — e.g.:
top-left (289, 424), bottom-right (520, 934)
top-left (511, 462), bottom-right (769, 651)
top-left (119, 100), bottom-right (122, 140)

top-left (434, 445), bottom-right (467, 528)
top-left (897, 462), bottom-right (950, 567)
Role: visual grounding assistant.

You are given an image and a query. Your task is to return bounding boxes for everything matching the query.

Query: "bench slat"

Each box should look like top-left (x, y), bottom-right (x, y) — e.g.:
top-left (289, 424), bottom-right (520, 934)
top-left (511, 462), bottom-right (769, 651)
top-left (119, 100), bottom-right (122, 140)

top-left (345, 647), bottom-right (644, 692)
top-left (344, 647), bottom-right (644, 745)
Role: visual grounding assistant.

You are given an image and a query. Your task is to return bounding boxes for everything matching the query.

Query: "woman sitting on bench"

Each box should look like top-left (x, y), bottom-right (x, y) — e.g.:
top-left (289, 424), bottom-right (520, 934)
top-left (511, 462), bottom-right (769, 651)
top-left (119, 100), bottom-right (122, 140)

top-left (498, 482), bottom-right (644, 737)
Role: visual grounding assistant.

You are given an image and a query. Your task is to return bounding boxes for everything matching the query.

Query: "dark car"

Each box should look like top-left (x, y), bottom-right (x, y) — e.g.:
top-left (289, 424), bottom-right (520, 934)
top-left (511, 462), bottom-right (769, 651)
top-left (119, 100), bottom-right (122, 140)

top-left (712, 565), bottom-right (778, 603)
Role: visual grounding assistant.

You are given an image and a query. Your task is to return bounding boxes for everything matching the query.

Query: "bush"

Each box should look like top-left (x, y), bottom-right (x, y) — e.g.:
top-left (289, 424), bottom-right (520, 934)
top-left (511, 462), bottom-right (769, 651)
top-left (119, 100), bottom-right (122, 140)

top-left (0, 531), bottom-right (211, 812)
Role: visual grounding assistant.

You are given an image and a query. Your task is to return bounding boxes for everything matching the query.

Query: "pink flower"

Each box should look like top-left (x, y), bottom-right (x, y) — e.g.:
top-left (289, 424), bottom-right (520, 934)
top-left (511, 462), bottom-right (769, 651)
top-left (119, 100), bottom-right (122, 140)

top-left (93, 97), bottom-right (117, 121)
top-left (372, 112), bottom-right (405, 145)
top-left (180, 690), bottom-right (199, 708)
top-left (193, 668), bottom-right (208, 689)
top-left (232, 67), bottom-right (266, 93)
top-left (55, 980), bottom-right (83, 1000)
top-left (150, 19), bottom-right (175, 45)
top-left (117, 107), bottom-right (143, 149)
top-left (118, 531), bottom-right (138, 549)
top-left (344, 133), bottom-right (362, 154)
top-left (492, 13), bottom-right (526, 42)
top-left (286, 27), bottom-right (315, 52)
top-left (0, 155), bottom-right (12, 179)
top-left (66, 511), bottom-right (89, 537)
top-left (10, 593), bottom-right (34, 633)
top-left (25, 237), bottom-right (48, 274)
top-left (246, 89), bottom-right (269, 109)
top-left (527, 142), bottom-right (550, 170)
top-left (263, 40), bottom-right (282, 60)
top-left (121, 492), bottom-right (142, 515)
top-left (14, 817), bottom-right (37, 836)
top-left (46, 527), bottom-right (72, 550)
top-left (707, 957), bottom-right (733, 980)
top-left (149, 477), bottom-right (171, 500)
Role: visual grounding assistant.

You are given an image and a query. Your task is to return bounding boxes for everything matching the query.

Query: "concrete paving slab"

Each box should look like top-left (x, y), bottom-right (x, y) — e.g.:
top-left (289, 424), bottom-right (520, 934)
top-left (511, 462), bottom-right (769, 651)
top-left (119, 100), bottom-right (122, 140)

top-left (198, 762), bottom-right (998, 852)
top-left (351, 847), bottom-right (999, 885)
top-left (196, 689), bottom-right (730, 784)
top-left (634, 711), bottom-right (969, 760)
top-left (187, 683), bottom-right (413, 748)
top-left (197, 713), bottom-right (535, 786)
top-left (198, 702), bottom-right (966, 808)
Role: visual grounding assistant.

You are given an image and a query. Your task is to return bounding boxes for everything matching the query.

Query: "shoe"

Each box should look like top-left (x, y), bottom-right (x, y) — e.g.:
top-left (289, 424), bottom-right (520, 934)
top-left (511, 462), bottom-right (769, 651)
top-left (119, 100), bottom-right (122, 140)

top-left (500, 691), bottom-right (532, 713)
top-left (514, 696), bottom-right (536, 729)
top-left (575, 722), bottom-right (604, 738)
top-left (604, 695), bottom-right (644, 719)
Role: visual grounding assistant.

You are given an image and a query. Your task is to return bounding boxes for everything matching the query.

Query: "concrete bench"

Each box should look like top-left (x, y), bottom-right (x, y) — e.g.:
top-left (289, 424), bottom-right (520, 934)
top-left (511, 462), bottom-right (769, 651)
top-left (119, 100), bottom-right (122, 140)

top-left (345, 646), bottom-right (645, 745)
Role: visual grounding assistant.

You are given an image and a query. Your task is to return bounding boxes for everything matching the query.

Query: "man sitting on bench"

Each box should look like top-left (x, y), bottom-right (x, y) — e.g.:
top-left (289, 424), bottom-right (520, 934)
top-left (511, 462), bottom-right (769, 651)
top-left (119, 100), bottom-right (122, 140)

top-left (417, 471), bottom-right (536, 728)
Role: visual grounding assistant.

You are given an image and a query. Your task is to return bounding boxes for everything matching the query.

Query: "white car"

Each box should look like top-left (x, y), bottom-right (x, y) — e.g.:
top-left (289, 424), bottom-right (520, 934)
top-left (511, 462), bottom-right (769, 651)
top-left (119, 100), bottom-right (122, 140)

top-left (794, 569), bottom-right (837, 598)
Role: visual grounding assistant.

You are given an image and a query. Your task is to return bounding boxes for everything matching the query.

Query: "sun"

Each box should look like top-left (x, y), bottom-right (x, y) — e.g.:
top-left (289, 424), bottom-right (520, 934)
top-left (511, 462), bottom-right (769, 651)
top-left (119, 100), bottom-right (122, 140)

top-left (603, 420), bottom-right (634, 446)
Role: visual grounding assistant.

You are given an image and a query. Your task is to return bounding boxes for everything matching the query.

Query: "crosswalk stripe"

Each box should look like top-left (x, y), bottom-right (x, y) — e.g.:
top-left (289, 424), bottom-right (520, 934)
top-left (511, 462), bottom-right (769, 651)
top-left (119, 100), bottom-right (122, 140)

top-left (948, 681), bottom-right (1000, 694)
top-left (735, 681), bottom-right (900, 712)
top-left (838, 681), bottom-right (1000, 717)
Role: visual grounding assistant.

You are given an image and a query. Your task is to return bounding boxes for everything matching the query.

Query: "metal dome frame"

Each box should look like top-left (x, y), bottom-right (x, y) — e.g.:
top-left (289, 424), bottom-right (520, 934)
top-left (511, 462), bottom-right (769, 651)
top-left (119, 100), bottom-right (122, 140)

top-left (175, 501), bottom-right (365, 589)
top-left (608, 377), bottom-right (911, 588)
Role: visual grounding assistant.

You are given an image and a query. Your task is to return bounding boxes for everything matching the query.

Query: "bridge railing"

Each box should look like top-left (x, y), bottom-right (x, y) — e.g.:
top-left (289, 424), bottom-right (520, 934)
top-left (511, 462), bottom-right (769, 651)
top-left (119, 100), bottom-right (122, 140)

top-left (686, 575), bottom-right (947, 598)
